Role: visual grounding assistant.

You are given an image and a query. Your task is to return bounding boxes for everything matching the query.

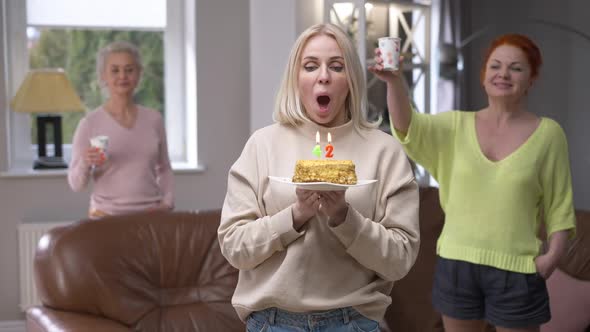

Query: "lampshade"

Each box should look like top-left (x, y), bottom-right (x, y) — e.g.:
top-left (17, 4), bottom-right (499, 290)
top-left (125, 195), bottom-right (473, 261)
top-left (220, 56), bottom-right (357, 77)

top-left (10, 68), bottom-right (85, 114)
top-left (10, 68), bottom-right (85, 170)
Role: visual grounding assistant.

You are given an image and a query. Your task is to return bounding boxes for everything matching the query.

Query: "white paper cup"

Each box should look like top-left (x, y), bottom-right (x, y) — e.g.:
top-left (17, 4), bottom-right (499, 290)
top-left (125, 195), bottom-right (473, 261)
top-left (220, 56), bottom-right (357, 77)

top-left (90, 135), bottom-right (109, 152)
top-left (378, 37), bottom-right (401, 71)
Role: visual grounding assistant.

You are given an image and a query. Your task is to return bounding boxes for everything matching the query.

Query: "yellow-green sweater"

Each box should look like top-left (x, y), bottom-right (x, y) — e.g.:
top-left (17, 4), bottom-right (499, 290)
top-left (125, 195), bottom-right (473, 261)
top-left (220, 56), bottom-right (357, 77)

top-left (393, 111), bottom-right (576, 273)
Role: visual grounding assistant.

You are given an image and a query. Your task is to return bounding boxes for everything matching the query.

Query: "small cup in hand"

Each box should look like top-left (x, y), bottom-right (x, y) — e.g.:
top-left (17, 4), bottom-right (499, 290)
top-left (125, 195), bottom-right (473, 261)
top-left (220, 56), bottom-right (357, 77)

top-left (90, 135), bottom-right (109, 151)
top-left (378, 37), bottom-right (402, 71)
top-left (89, 135), bottom-right (109, 168)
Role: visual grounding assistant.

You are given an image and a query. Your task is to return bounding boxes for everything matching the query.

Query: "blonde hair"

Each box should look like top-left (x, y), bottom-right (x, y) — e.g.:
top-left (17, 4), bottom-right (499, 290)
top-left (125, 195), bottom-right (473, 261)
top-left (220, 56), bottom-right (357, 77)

top-left (273, 23), bottom-right (380, 130)
top-left (96, 41), bottom-right (143, 96)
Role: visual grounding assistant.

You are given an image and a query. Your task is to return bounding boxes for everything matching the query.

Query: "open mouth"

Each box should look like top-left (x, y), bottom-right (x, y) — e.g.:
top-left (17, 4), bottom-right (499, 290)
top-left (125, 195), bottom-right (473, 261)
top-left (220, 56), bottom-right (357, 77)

top-left (317, 95), bottom-right (331, 113)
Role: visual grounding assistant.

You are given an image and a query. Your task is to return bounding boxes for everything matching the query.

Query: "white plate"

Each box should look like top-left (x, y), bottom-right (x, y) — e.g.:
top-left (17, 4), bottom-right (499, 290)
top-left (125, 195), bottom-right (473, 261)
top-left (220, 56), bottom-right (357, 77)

top-left (269, 176), bottom-right (377, 191)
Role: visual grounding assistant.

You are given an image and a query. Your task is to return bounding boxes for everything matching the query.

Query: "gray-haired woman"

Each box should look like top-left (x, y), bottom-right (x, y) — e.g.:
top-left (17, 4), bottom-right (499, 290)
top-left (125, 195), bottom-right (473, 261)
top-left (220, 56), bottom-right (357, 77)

top-left (68, 41), bottom-right (174, 218)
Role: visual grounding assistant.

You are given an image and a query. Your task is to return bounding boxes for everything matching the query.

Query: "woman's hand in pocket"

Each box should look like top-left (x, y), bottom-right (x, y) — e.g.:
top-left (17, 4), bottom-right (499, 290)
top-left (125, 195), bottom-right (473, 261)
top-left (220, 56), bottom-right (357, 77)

top-left (534, 253), bottom-right (558, 279)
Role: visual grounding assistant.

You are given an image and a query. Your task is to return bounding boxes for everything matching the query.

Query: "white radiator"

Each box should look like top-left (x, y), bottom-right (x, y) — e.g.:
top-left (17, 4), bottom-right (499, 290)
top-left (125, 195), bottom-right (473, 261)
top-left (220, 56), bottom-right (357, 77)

top-left (17, 221), bottom-right (72, 311)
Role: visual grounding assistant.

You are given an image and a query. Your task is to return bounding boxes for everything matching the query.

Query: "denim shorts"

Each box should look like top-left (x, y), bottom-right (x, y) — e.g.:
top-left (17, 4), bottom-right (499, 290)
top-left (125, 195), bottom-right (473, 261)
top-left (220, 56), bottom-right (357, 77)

top-left (431, 256), bottom-right (550, 328)
top-left (246, 307), bottom-right (380, 332)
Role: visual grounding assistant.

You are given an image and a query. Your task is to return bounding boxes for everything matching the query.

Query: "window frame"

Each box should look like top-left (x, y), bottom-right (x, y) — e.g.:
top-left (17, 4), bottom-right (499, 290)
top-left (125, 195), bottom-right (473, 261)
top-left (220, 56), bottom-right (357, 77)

top-left (1, 0), bottom-right (198, 173)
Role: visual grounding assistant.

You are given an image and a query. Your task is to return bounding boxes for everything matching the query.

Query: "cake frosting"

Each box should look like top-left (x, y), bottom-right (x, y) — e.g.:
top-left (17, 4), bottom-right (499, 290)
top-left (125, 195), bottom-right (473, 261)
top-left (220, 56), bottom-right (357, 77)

top-left (292, 160), bottom-right (357, 185)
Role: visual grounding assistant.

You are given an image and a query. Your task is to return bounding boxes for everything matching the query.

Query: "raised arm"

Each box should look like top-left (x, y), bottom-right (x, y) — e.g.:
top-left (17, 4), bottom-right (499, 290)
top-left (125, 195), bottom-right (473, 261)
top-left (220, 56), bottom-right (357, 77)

top-left (368, 49), bottom-right (413, 134)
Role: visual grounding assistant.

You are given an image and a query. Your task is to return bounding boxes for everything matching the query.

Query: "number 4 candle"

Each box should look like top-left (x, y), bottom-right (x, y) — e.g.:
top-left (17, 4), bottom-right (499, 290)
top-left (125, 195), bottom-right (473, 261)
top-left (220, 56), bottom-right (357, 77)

top-left (312, 131), bottom-right (322, 158)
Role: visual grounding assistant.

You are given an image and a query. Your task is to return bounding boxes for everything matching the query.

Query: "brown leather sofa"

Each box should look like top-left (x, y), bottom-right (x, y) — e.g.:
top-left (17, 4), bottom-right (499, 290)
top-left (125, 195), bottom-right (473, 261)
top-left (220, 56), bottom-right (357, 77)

top-left (27, 189), bottom-right (590, 331)
top-left (383, 186), bottom-right (446, 331)
top-left (26, 210), bottom-right (244, 332)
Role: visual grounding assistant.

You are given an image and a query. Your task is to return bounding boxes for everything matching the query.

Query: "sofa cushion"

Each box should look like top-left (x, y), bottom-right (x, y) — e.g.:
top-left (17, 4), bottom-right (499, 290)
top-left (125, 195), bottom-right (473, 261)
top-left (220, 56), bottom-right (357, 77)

top-left (27, 307), bottom-right (131, 332)
top-left (384, 186), bottom-right (445, 332)
top-left (33, 210), bottom-right (243, 331)
top-left (542, 268), bottom-right (590, 332)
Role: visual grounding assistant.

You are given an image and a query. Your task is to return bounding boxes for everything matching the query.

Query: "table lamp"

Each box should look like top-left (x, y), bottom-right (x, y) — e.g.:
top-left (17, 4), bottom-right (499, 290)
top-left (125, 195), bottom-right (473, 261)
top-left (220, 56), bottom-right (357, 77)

top-left (10, 68), bottom-right (86, 169)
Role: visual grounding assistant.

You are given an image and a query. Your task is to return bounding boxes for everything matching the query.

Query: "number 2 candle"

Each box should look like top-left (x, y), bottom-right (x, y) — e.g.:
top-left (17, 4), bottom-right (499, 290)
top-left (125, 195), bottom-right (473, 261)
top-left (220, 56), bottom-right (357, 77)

top-left (325, 132), bottom-right (334, 158)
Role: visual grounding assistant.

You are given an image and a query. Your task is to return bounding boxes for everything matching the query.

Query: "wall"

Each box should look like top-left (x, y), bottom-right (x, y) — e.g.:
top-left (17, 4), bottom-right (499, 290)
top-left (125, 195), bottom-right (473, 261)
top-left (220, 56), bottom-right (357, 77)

top-left (249, 0), bottom-right (323, 133)
top-left (249, 0), bottom-right (296, 132)
top-left (0, 0), bottom-right (250, 321)
top-left (462, 0), bottom-right (590, 210)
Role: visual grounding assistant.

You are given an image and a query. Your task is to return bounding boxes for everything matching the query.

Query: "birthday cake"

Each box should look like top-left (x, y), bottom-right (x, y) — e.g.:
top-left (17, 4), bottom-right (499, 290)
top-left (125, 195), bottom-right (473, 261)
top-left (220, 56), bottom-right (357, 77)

top-left (292, 160), bottom-right (357, 185)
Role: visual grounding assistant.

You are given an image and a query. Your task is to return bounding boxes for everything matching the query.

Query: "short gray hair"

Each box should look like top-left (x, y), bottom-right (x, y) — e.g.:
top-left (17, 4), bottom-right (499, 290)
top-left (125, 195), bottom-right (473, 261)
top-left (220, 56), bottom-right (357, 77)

top-left (96, 41), bottom-right (143, 95)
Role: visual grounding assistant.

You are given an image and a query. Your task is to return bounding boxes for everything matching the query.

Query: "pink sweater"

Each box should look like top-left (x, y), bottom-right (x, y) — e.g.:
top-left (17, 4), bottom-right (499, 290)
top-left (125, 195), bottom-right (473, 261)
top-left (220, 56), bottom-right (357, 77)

top-left (68, 106), bottom-right (174, 215)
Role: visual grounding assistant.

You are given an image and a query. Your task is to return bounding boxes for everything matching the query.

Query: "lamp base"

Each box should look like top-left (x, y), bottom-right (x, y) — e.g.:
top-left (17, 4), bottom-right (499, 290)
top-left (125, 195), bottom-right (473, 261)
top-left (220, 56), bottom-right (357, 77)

top-left (34, 115), bottom-right (68, 170)
top-left (34, 157), bottom-right (67, 170)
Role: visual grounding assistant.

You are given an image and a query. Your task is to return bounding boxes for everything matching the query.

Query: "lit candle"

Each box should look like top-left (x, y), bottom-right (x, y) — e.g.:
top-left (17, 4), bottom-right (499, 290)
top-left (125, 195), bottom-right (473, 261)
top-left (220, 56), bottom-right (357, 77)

top-left (325, 132), bottom-right (334, 158)
top-left (312, 131), bottom-right (322, 158)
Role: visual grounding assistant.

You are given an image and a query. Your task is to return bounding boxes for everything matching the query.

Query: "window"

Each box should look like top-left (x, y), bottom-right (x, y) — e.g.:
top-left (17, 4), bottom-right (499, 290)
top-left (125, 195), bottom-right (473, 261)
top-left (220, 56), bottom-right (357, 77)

top-left (2, 0), bottom-right (197, 171)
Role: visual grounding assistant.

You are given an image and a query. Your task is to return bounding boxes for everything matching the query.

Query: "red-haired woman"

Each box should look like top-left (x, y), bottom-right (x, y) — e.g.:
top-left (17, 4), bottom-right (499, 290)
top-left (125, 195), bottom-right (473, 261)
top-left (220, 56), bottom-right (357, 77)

top-left (370, 34), bottom-right (576, 331)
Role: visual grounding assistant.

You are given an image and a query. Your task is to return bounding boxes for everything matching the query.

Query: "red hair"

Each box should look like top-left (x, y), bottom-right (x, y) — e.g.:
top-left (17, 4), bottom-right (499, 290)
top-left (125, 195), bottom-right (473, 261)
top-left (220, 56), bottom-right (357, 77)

top-left (480, 34), bottom-right (542, 84)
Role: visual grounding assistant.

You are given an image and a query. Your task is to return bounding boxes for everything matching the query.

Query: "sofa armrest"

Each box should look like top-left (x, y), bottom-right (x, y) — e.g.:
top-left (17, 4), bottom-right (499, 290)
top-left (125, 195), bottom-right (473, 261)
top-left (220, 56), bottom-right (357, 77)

top-left (542, 268), bottom-right (590, 332)
top-left (27, 306), bottom-right (132, 332)
top-left (558, 210), bottom-right (590, 281)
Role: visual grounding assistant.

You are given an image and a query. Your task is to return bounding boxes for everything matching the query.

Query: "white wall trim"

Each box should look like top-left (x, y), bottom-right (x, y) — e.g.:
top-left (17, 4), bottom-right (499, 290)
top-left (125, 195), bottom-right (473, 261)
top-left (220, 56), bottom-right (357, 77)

top-left (0, 321), bottom-right (25, 332)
